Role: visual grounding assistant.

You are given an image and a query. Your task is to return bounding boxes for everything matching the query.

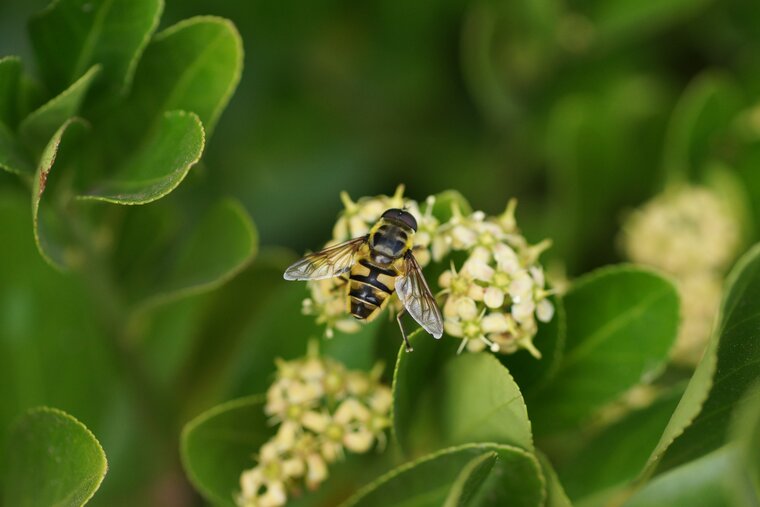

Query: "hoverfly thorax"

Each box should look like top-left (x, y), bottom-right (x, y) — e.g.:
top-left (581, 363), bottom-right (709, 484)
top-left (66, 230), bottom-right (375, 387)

top-left (368, 208), bottom-right (417, 262)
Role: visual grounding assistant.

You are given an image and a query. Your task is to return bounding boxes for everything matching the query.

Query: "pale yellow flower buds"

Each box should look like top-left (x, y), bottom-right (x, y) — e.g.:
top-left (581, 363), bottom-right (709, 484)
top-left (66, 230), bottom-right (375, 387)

top-left (237, 347), bottom-right (392, 507)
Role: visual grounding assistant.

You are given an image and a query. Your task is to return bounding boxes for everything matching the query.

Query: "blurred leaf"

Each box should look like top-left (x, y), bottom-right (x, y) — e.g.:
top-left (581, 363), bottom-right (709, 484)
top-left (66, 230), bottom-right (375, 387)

top-left (138, 198), bottom-right (257, 307)
top-left (0, 121), bottom-right (33, 176)
top-left (500, 295), bottom-right (566, 395)
top-left (19, 65), bottom-right (100, 155)
top-left (2, 407), bottom-right (107, 507)
top-left (32, 118), bottom-right (89, 270)
top-left (537, 451), bottom-right (572, 507)
top-left (731, 383), bottom-right (760, 502)
top-left (588, 0), bottom-right (711, 46)
top-left (528, 266), bottom-right (679, 436)
top-left (225, 281), bottom-right (383, 399)
top-left (647, 243), bottom-right (760, 474)
top-left (442, 452), bottom-right (498, 507)
top-left (0, 56), bottom-right (21, 127)
top-left (663, 72), bottom-right (745, 182)
top-left (393, 333), bottom-right (533, 458)
top-left (625, 447), bottom-right (741, 507)
top-left (560, 383), bottom-right (685, 501)
top-left (124, 16), bottom-right (242, 138)
top-left (29, 0), bottom-right (163, 95)
top-left (181, 395), bottom-right (266, 507)
top-left (545, 78), bottom-right (671, 271)
top-left (80, 110), bottom-right (204, 204)
top-left (424, 189), bottom-right (473, 222)
top-left (341, 444), bottom-right (544, 507)
top-left (0, 191), bottom-right (118, 494)
top-left (143, 250), bottom-right (291, 410)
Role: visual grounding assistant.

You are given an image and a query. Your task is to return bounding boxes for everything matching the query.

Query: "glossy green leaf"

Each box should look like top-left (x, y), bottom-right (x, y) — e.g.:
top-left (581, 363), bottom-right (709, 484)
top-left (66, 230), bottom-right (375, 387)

top-left (2, 407), bottom-right (107, 507)
top-left (31, 118), bottom-right (89, 270)
top-left (79, 110), bottom-right (204, 204)
top-left (124, 16), bottom-right (242, 138)
top-left (393, 333), bottom-right (533, 458)
top-left (0, 56), bottom-right (21, 127)
top-left (181, 395), bottom-right (267, 507)
top-left (648, 244), bottom-right (760, 474)
top-left (19, 65), bottom-right (99, 155)
top-left (500, 295), bottom-right (566, 395)
top-left (528, 266), bottom-right (679, 436)
top-left (0, 121), bottom-right (33, 176)
top-left (341, 444), bottom-right (544, 507)
top-left (138, 198), bottom-right (257, 307)
top-left (663, 72), bottom-right (745, 182)
top-left (560, 383), bottom-right (685, 501)
top-left (29, 0), bottom-right (163, 94)
top-left (442, 452), bottom-right (498, 507)
top-left (537, 451), bottom-right (572, 507)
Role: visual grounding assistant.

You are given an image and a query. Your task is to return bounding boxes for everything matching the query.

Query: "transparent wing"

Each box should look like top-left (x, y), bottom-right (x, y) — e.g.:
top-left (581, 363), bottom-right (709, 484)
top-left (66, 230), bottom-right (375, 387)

top-left (283, 236), bottom-right (366, 281)
top-left (396, 252), bottom-right (444, 338)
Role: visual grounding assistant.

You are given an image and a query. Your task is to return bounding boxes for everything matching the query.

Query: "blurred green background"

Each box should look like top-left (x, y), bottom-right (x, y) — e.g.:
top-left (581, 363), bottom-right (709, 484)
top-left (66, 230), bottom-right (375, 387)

top-left (5, 0), bottom-right (758, 273)
top-left (1, 0), bottom-right (760, 505)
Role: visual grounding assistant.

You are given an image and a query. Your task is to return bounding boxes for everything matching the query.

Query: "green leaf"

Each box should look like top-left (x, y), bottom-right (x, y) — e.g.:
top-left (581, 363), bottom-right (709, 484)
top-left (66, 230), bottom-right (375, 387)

top-left (647, 244), bottom-right (760, 474)
top-left (443, 452), bottom-right (498, 507)
top-left (2, 407), bottom-right (107, 507)
top-left (19, 65), bottom-right (100, 155)
top-left (500, 295), bottom-right (566, 395)
top-left (138, 198), bottom-right (257, 307)
top-left (181, 395), bottom-right (267, 507)
top-left (123, 16), bottom-right (242, 138)
top-left (528, 266), bottom-right (679, 436)
top-left (0, 56), bottom-right (21, 128)
top-left (663, 72), bottom-right (745, 183)
top-left (79, 110), bottom-right (204, 204)
top-left (537, 451), bottom-right (572, 507)
top-left (0, 121), bottom-right (34, 176)
top-left (625, 447), bottom-right (741, 507)
top-left (559, 383), bottom-right (685, 501)
top-left (393, 333), bottom-right (533, 458)
top-left (341, 444), bottom-right (544, 507)
top-left (29, 0), bottom-right (163, 95)
top-left (31, 118), bottom-right (89, 270)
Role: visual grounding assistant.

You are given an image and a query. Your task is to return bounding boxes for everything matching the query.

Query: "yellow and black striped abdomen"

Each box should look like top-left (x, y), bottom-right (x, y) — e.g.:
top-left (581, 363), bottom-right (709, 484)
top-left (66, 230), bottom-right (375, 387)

top-left (348, 258), bottom-right (398, 321)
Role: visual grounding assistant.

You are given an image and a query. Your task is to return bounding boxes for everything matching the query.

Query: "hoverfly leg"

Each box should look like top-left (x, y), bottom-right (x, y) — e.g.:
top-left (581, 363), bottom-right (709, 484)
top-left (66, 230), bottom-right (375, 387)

top-left (396, 307), bottom-right (413, 353)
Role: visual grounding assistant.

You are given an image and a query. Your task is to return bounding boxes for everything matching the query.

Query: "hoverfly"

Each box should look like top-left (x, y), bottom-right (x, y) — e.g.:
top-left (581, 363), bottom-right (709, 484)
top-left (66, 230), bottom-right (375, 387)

top-left (284, 208), bottom-right (444, 352)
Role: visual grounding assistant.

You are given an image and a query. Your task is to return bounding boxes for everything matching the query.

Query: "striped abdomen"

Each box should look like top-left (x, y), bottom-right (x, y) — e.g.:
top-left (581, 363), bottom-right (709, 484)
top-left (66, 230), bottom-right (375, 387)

top-left (348, 258), bottom-right (398, 321)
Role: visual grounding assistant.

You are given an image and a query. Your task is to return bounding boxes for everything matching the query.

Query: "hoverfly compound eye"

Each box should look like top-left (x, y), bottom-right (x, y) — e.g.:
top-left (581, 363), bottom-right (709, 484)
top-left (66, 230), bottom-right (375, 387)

top-left (381, 208), bottom-right (418, 232)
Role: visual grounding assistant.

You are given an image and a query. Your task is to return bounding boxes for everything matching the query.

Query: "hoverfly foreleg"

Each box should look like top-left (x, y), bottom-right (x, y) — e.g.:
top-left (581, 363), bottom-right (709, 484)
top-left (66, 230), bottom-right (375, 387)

top-left (396, 307), bottom-right (413, 353)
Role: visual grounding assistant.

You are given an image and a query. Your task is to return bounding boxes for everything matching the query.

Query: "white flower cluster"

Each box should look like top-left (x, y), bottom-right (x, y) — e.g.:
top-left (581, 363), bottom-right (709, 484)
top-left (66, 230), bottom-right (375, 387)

top-left (437, 201), bottom-right (554, 356)
top-left (302, 186), bottom-right (555, 356)
top-left (237, 346), bottom-right (391, 507)
top-left (621, 185), bottom-right (741, 365)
